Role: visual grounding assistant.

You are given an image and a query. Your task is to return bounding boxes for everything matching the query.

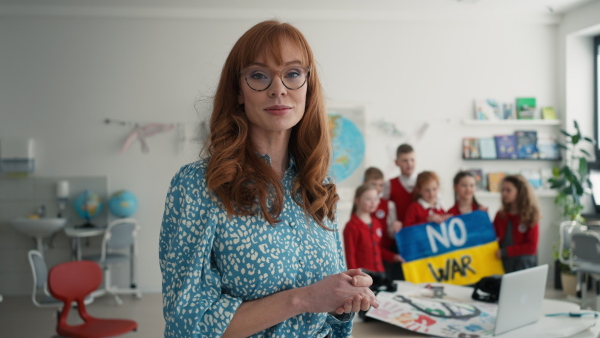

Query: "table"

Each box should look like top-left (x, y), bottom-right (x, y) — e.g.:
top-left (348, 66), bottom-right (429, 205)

top-left (351, 282), bottom-right (600, 338)
top-left (64, 225), bottom-right (106, 260)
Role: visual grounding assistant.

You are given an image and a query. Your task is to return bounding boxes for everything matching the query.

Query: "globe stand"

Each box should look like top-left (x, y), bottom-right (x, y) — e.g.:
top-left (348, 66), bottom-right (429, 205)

top-left (75, 219), bottom-right (97, 229)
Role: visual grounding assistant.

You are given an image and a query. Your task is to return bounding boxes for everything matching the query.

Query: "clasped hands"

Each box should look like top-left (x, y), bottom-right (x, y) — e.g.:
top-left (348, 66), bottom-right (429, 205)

top-left (303, 269), bottom-right (379, 316)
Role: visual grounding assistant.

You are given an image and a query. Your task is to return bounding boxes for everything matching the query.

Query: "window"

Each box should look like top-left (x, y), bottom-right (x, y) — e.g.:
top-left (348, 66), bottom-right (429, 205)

top-left (595, 35), bottom-right (600, 157)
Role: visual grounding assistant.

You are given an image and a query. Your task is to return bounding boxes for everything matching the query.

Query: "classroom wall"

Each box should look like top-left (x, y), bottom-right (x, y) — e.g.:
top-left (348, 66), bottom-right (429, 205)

top-left (0, 5), bottom-right (565, 294)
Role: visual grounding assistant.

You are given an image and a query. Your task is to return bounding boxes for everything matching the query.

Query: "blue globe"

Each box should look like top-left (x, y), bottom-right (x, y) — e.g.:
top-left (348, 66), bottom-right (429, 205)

top-left (73, 190), bottom-right (103, 220)
top-left (109, 190), bottom-right (138, 218)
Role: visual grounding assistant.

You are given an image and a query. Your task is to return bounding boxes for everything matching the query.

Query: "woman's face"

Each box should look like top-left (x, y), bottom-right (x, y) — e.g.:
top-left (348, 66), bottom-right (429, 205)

top-left (356, 189), bottom-right (380, 214)
top-left (238, 37), bottom-right (307, 139)
top-left (501, 181), bottom-right (518, 206)
top-left (455, 176), bottom-right (476, 202)
top-left (420, 180), bottom-right (439, 205)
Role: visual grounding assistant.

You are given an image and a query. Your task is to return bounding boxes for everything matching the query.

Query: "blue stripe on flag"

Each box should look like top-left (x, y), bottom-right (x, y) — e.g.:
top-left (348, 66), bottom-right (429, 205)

top-left (396, 210), bottom-right (497, 262)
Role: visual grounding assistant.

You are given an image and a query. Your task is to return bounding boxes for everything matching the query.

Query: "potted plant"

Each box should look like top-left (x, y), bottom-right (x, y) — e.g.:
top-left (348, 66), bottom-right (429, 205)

top-left (548, 120), bottom-right (595, 294)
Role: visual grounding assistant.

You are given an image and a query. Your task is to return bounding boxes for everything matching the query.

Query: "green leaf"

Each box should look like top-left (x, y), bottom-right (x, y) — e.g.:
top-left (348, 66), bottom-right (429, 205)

top-left (572, 134), bottom-right (581, 145)
top-left (574, 120), bottom-right (580, 133)
top-left (581, 149), bottom-right (591, 157)
top-left (560, 129), bottom-right (571, 137)
top-left (579, 157), bottom-right (588, 177)
top-left (550, 178), bottom-right (566, 189)
top-left (584, 137), bottom-right (597, 145)
top-left (553, 166), bottom-right (560, 177)
top-left (557, 142), bottom-right (568, 150)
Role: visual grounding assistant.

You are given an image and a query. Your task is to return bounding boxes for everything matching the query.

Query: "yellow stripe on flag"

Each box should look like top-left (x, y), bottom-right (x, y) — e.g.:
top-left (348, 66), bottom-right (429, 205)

top-left (402, 241), bottom-right (504, 285)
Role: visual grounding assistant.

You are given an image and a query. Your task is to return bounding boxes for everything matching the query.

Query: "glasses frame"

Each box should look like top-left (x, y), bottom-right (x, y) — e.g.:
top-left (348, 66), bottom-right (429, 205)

top-left (240, 66), bottom-right (311, 92)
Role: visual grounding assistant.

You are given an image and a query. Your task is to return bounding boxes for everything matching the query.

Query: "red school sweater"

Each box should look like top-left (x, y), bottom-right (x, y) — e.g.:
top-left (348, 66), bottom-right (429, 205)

top-left (389, 177), bottom-right (413, 222)
top-left (493, 211), bottom-right (539, 257)
top-left (447, 202), bottom-right (478, 216)
top-left (403, 201), bottom-right (446, 227)
top-left (372, 197), bottom-right (395, 251)
top-left (343, 214), bottom-right (396, 272)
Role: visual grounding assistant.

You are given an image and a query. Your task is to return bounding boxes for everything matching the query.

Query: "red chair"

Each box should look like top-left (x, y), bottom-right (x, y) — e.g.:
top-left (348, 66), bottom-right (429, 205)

top-left (48, 260), bottom-right (138, 338)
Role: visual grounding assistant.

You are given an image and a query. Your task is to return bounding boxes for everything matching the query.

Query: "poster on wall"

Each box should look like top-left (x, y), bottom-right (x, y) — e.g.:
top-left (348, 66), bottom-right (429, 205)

top-left (396, 211), bottom-right (504, 286)
top-left (327, 105), bottom-right (366, 188)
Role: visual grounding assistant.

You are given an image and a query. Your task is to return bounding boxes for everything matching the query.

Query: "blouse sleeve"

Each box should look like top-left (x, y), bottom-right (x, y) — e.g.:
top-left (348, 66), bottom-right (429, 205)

top-left (327, 209), bottom-right (354, 337)
top-left (159, 162), bottom-right (243, 337)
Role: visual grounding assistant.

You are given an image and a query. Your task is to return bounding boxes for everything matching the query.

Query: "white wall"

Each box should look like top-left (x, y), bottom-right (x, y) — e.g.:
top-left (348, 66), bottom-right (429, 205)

top-left (558, 1), bottom-right (600, 214)
top-left (0, 8), bottom-right (562, 293)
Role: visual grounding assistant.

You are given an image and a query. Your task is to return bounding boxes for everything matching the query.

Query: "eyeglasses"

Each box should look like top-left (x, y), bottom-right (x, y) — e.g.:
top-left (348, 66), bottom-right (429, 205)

top-left (241, 66), bottom-right (310, 91)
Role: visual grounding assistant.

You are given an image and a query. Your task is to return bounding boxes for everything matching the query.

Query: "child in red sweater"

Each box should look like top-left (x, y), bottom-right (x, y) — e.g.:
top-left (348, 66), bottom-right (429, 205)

top-left (343, 184), bottom-right (401, 293)
top-left (404, 171), bottom-right (452, 227)
top-left (494, 175), bottom-right (540, 273)
top-left (447, 171), bottom-right (488, 216)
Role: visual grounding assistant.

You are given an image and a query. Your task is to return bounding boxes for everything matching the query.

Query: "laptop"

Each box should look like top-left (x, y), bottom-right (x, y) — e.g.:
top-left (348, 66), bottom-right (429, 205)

top-left (493, 264), bottom-right (548, 335)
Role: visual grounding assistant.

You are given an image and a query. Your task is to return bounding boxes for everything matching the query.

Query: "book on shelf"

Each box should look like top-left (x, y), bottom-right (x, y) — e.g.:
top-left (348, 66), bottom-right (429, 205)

top-left (537, 134), bottom-right (560, 160)
top-left (541, 107), bottom-right (557, 120)
top-left (516, 97), bottom-right (537, 119)
top-left (474, 99), bottom-right (501, 120)
top-left (463, 137), bottom-right (480, 159)
top-left (487, 172), bottom-right (506, 192)
top-left (501, 103), bottom-right (516, 119)
top-left (479, 137), bottom-right (497, 159)
top-left (494, 134), bottom-right (517, 159)
top-left (465, 168), bottom-right (487, 190)
top-left (515, 130), bottom-right (539, 159)
top-left (521, 169), bottom-right (543, 189)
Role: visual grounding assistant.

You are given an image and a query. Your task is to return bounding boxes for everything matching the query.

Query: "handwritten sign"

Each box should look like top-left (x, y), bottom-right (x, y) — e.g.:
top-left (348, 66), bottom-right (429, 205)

top-left (396, 211), bottom-right (504, 285)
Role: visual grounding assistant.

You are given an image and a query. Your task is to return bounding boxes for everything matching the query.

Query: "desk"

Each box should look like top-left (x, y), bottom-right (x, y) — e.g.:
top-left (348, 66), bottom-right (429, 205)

top-left (64, 225), bottom-right (106, 260)
top-left (351, 282), bottom-right (600, 338)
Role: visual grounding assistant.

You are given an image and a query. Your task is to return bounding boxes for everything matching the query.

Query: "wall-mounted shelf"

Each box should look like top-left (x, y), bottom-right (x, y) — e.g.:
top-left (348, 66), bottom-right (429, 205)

top-left (461, 119), bottom-right (561, 126)
top-left (476, 190), bottom-right (557, 198)
top-left (463, 158), bottom-right (561, 161)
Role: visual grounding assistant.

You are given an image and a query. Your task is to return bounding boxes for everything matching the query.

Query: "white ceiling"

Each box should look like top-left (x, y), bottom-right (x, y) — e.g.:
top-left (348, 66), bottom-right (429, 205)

top-left (0, 0), bottom-right (595, 14)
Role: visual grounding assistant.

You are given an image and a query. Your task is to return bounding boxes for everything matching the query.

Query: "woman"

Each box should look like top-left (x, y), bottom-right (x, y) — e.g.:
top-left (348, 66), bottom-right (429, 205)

top-left (159, 20), bottom-right (377, 338)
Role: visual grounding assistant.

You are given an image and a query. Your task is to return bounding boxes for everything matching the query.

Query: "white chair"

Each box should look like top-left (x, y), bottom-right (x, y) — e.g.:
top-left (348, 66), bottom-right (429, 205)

top-left (28, 250), bottom-right (94, 308)
top-left (83, 218), bottom-right (142, 305)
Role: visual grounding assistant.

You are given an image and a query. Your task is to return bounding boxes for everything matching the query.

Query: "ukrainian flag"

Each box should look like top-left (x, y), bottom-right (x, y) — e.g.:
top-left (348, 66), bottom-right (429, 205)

top-left (396, 210), bottom-right (504, 285)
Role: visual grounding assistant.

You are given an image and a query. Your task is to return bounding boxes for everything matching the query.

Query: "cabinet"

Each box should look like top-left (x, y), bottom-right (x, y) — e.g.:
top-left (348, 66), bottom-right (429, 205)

top-left (460, 119), bottom-right (561, 198)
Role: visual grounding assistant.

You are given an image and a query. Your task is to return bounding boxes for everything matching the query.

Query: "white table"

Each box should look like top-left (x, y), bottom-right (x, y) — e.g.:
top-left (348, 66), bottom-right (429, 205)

top-left (64, 225), bottom-right (106, 260)
top-left (351, 282), bottom-right (599, 338)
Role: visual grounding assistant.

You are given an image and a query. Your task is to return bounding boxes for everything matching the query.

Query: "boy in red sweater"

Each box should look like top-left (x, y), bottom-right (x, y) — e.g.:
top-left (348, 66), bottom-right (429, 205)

top-left (381, 144), bottom-right (416, 280)
top-left (493, 175), bottom-right (540, 273)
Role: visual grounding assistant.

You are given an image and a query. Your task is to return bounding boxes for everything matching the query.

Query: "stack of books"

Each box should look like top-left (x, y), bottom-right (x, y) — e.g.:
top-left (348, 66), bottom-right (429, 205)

top-left (462, 131), bottom-right (560, 160)
top-left (474, 97), bottom-right (557, 121)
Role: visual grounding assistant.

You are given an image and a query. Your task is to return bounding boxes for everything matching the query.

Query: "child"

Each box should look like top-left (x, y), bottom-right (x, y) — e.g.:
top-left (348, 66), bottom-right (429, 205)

top-left (447, 171), bottom-right (488, 216)
top-left (364, 167), bottom-right (403, 240)
top-left (493, 175), bottom-right (540, 273)
top-left (364, 167), bottom-right (405, 282)
top-left (382, 144), bottom-right (416, 224)
top-left (404, 171), bottom-right (451, 227)
top-left (343, 184), bottom-right (401, 293)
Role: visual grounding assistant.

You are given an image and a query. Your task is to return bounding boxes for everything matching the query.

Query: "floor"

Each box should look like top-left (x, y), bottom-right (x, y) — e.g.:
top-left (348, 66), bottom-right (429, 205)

top-left (0, 286), bottom-right (581, 338)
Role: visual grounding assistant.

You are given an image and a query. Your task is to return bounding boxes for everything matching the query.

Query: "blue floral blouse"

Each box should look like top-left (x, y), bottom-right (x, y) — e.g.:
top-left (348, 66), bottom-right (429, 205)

top-left (159, 156), bottom-right (353, 337)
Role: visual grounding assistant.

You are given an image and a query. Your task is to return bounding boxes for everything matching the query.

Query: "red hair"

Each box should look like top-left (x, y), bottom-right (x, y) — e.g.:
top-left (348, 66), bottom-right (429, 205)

top-left (413, 171), bottom-right (440, 201)
top-left (205, 20), bottom-right (337, 229)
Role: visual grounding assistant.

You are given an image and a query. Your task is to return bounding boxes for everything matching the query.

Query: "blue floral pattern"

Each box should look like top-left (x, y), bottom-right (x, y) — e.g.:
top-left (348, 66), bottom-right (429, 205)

top-left (159, 157), bottom-right (353, 337)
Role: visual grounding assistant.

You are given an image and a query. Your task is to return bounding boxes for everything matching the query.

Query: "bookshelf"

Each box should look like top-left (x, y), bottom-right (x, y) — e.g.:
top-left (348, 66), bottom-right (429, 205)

top-left (461, 118), bottom-right (562, 193)
top-left (476, 190), bottom-right (557, 198)
top-left (461, 119), bottom-right (561, 126)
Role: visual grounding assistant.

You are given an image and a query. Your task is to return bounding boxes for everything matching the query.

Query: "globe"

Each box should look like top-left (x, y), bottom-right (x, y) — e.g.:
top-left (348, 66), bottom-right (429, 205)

top-left (109, 190), bottom-right (138, 218)
top-left (328, 114), bottom-right (366, 183)
top-left (73, 190), bottom-right (103, 223)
